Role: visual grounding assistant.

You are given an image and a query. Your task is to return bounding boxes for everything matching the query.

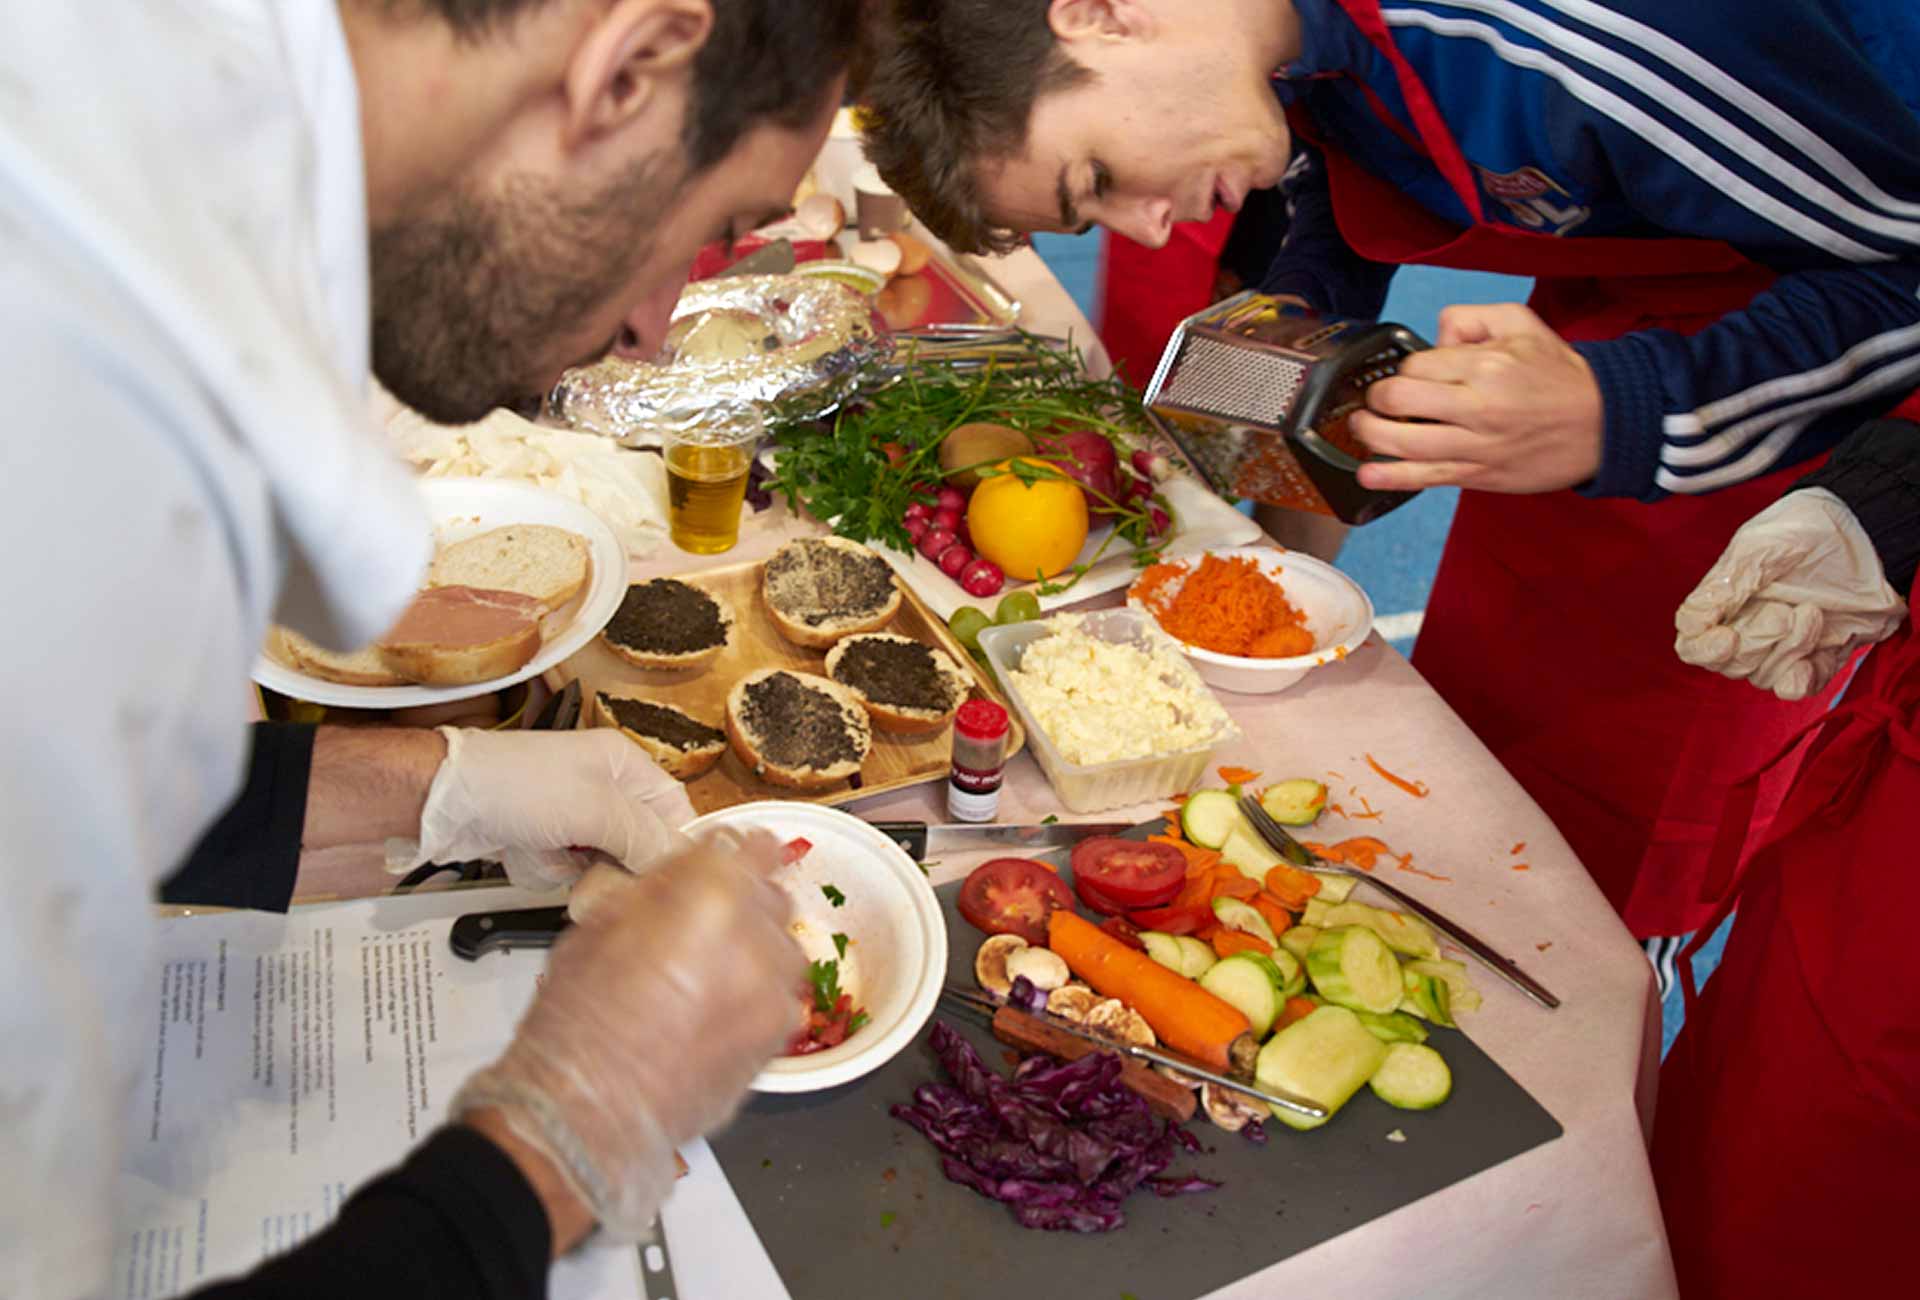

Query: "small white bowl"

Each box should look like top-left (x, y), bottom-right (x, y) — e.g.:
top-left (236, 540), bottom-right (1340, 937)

top-left (682, 801), bottom-right (947, 1093)
top-left (1127, 546), bottom-right (1374, 695)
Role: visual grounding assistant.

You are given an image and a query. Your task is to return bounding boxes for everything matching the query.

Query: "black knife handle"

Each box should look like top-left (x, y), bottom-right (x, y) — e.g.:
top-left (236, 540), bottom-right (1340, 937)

top-left (449, 906), bottom-right (571, 960)
top-left (867, 821), bottom-right (929, 861)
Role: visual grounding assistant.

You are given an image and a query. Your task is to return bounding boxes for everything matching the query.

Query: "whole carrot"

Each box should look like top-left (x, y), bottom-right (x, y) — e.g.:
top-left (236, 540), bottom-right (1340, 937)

top-left (1048, 911), bottom-right (1256, 1074)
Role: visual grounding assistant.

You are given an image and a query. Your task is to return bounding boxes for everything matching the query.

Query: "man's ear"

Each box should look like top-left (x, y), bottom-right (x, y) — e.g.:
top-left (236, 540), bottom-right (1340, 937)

top-left (1048, 0), bottom-right (1152, 46)
top-left (562, 0), bottom-right (713, 149)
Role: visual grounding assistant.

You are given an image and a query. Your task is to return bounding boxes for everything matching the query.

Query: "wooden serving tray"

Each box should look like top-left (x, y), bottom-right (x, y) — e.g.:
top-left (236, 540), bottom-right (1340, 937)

top-left (544, 553), bottom-right (1024, 814)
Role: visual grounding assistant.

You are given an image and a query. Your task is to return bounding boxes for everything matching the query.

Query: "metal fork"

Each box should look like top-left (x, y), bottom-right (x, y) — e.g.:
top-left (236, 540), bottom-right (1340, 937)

top-left (1238, 795), bottom-right (1562, 1010)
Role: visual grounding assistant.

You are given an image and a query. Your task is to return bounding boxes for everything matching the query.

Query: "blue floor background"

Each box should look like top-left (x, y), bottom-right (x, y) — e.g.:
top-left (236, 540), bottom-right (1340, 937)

top-left (1033, 231), bottom-right (1724, 1052)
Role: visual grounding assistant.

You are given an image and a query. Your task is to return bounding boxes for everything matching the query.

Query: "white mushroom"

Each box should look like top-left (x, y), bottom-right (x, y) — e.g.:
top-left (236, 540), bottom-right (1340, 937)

top-left (973, 934), bottom-right (1027, 999)
top-left (1045, 984), bottom-right (1100, 1023)
top-left (1085, 998), bottom-right (1157, 1048)
top-left (1200, 1082), bottom-right (1271, 1133)
top-left (1154, 1064), bottom-right (1204, 1091)
top-left (1003, 946), bottom-right (1070, 993)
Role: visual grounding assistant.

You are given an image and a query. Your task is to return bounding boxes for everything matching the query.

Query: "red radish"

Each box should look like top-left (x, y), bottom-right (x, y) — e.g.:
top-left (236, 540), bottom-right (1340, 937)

top-left (955, 520), bottom-right (974, 551)
top-left (931, 507), bottom-right (962, 534)
top-left (938, 544), bottom-right (973, 578)
top-left (1148, 507), bottom-right (1172, 539)
top-left (1132, 448), bottom-right (1173, 482)
top-left (960, 558), bottom-right (1005, 597)
top-left (1035, 427), bottom-right (1120, 507)
top-left (1127, 474), bottom-right (1155, 501)
top-left (905, 501), bottom-right (933, 524)
top-left (918, 527), bottom-right (958, 560)
top-left (905, 517), bottom-right (930, 544)
top-left (935, 484), bottom-right (968, 514)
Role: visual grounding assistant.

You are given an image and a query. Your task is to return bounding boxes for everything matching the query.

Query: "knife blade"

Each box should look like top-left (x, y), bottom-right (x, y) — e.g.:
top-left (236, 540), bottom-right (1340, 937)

top-left (868, 820), bottom-right (1132, 862)
top-left (712, 237), bottom-right (796, 278)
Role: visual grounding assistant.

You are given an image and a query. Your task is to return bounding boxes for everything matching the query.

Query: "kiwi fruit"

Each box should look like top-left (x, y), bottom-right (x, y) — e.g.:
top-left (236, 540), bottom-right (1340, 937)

top-left (939, 421), bottom-right (1035, 490)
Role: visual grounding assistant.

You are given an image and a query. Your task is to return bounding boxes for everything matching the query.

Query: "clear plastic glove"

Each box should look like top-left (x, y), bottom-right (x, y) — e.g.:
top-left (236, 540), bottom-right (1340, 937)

top-left (398, 727), bottom-right (696, 889)
top-left (1676, 488), bottom-right (1907, 700)
top-left (454, 826), bottom-right (803, 1240)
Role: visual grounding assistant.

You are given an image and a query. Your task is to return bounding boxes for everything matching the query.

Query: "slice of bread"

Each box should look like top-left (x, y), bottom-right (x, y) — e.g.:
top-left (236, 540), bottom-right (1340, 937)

top-left (428, 525), bottom-right (591, 616)
top-left (761, 536), bottom-right (901, 650)
top-left (376, 585), bottom-right (544, 686)
top-left (595, 692), bottom-right (727, 780)
top-left (824, 632), bottom-right (970, 735)
top-left (601, 579), bottom-right (735, 671)
top-left (274, 626), bottom-right (409, 687)
top-left (724, 668), bottom-right (873, 790)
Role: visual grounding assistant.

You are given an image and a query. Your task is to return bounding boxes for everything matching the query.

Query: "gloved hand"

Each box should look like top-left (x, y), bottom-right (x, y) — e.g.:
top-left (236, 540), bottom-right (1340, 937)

top-left (454, 826), bottom-right (802, 1239)
top-left (1676, 488), bottom-right (1908, 700)
top-left (397, 727), bottom-right (696, 889)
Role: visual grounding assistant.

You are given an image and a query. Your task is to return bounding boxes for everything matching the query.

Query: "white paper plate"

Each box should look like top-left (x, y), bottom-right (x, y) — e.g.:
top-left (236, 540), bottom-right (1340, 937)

top-left (676, 802), bottom-right (946, 1094)
top-left (876, 470), bottom-right (1267, 622)
top-left (252, 478), bottom-right (629, 708)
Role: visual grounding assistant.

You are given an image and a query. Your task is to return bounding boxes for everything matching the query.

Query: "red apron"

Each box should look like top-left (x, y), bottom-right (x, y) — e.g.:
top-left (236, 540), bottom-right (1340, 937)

top-left (1312, 0), bottom-right (1864, 936)
top-left (1651, 570), bottom-right (1920, 1296)
top-left (1098, 209), bottom-right (1239, 389)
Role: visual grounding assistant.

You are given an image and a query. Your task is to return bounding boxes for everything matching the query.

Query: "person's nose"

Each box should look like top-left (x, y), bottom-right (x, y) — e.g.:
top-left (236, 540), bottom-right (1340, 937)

top-left (610, 275), bottom-right (690, 361)
top-left (1102, 195), bottom-right (1175, 250)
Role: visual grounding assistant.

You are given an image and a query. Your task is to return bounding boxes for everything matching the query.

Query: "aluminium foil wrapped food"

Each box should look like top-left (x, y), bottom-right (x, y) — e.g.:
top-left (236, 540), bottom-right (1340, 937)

top-left (546, 274), bottom-right (894, 446)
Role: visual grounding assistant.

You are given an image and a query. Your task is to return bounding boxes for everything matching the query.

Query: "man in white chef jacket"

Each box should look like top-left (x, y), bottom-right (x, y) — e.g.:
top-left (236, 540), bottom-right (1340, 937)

top-left (0, 1), bottom-right (861, 1295)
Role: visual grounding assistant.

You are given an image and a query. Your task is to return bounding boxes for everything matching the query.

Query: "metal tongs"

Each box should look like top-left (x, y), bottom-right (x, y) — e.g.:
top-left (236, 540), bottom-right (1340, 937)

top-left (1237, 795), bottom-right (1562, 1010)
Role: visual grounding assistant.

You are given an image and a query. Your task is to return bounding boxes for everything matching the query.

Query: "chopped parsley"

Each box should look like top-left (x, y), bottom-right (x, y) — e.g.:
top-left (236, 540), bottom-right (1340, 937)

top-left (806, 959), bottom-right (843, 1013)
top-left (880, 1211), bottom-right (897, 1229)
top-left (1041, 814), bottom-right (1060, 825)
top-left (849, 1009), bottom-right (871, 1033)
top-left (822, 884), bottom-right (847, 907)
top-left (832, 932), bottom-right (850, 959)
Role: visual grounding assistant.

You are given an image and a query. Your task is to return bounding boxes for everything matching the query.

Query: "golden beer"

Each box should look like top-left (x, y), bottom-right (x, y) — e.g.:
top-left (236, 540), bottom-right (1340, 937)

top-left (666, 439), bottom-right (753, 554)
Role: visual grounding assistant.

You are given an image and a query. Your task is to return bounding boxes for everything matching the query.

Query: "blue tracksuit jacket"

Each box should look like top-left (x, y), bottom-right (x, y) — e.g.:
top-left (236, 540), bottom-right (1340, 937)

top-left (1264, 0), bottom-right (1920, 501)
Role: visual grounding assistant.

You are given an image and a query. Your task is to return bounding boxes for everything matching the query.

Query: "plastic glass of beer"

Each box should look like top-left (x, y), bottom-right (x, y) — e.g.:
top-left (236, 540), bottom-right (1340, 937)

top-left (664, 416), bottom-right (761, 555)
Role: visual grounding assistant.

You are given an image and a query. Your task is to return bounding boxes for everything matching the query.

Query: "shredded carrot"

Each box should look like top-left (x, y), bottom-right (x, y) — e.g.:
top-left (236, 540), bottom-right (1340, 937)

top-left (1513, 863), bottom-right (1532, 872)
top-left (1364, 753), bottom-right (1430, 798)
top-left (1212, 929), bottom-right (1274, 959)
top-left (1150, 835), bottom-right (1221, 877)
top-left (1325, 801), bottom-right (1347, 819)
top-left (1393, 850), bottom-right (1451, 883)
top-left (1347, 794), bottom-right (1384, 822)
top-left (1334, 645), bottom-right (1349, 661)
top-left (1251, 893), bottom-right (1294, 938)
top-left (1326, 770), bottom-right (1347, 782)
top-left (1510, 842), bottom-right (1527, 855)
top-left (1217, 765), bottom-right (1262, 787)
top-left (1134, 554), bottom-right (1315, 659)
top-left (1310, 836), bottom-right (1392, 871)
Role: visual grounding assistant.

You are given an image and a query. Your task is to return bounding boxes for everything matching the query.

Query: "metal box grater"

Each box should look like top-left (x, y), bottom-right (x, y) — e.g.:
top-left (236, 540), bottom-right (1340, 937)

top-left (1142, 292), bottom-right (1428, 525)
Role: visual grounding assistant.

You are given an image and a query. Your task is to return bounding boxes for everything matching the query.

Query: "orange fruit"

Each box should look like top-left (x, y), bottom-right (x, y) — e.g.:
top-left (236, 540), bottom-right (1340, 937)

top-left (965, 458), bottom-right (1090, 581)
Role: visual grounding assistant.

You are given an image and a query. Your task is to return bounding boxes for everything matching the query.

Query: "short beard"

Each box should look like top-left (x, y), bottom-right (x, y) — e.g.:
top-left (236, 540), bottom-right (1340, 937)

top-left (368, 152), bottom-right (678, 425)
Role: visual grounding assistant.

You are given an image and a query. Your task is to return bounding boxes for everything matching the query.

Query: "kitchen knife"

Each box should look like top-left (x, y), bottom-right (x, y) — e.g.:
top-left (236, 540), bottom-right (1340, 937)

top-left (867, 820), bottom-right (1132, 861)
top-left (712, 237), bottom-right (796, 278)
top-left (450, 905), bottom-right (569, 960)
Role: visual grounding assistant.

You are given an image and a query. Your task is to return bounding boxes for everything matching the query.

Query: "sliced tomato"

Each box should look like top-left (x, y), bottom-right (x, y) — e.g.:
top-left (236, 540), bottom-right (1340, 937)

top-left (1127, 901), bottom-right (1214, 935)
top-left (958, 857), bottom-right (1076, 944)
top-left (1098, 915), bottom-right (1147, 951)
top-left (1073, 872), bottom-right (1134, 917)
top-left (780, 837), bottom-right (814, 866)
top-left (1069, 837), bottom-right (1187, 911)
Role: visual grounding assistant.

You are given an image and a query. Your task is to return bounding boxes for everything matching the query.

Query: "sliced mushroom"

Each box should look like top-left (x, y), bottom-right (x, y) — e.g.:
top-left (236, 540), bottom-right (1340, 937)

top-left (1154, 1064), bottom-right (1204, 1091)
top-left (1085, 998), bottom-right (1157, 1048)
top-left (1045, 984), bottom-right (1100, 1023)
top-left (1003, 946), bottom-right (1070, 993)
top-left (1200, 1082), bottom-right (1271, 1132)
top-left (973, 933), bottom-right (1028, 1000)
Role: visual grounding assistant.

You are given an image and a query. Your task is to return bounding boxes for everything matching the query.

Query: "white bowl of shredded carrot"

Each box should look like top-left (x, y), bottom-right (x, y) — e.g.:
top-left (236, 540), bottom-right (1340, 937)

top-left (1127, 546), bottom-right (1374, 694)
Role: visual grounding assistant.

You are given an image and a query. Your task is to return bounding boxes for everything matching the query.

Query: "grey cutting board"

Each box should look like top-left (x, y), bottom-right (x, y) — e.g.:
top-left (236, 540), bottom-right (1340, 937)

top-left (709, 823), bottom-right (1562, 1300)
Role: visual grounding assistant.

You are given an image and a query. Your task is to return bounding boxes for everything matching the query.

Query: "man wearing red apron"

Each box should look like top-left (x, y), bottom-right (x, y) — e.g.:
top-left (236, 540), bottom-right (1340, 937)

top-left (858, 0), bottom-right (1920, 945)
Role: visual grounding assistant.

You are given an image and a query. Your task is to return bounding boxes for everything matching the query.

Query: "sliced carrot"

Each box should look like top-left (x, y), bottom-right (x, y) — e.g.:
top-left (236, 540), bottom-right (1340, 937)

top-left (1211, 929), bottom-right (1274, 959)
top-left (1210, 871), bottom-right (1261, 901)
top-left (1263, 863), bottom-right (1322, 909)
top-left (1251, 893), bottom-right (1294, 938)
top-left (1193, 922), bottom-right (1222, 944)
top-left (1048, 911), bottom-right (1251, 1071)
top-left (1275, 996), bottom-right (1319, 1030)
top-left (1217, 765), bottom-right (1262, 787)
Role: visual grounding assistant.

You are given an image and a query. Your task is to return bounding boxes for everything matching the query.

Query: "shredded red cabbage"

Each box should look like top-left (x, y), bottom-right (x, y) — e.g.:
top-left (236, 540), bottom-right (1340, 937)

top-left (890, 1021), bottom-right (1219, 1232)
top-left (1006, 975), bottom-right (1050, 1015)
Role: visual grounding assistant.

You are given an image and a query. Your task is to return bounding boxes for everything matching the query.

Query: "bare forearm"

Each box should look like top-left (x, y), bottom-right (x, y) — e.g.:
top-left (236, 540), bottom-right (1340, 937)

top-left (302, 726), bottom-right (448, 851)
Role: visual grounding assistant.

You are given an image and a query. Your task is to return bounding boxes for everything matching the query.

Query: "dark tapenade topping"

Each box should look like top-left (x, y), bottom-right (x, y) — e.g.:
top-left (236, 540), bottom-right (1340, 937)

top-left (739, 673), bottom-right (866, 769)
top-left (605, 579), bottom-right (727, 654)
top-left (832, 637), bottom-right (962, 712)
top-left (764, 540), bottom-right (895, 627)
top-left (600, 696), bottom-right (724, 751)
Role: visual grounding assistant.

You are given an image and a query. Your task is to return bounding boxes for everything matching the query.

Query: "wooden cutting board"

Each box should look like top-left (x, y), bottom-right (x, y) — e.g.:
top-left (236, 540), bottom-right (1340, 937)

top-left (544, 553), bottom-right (1024, 814)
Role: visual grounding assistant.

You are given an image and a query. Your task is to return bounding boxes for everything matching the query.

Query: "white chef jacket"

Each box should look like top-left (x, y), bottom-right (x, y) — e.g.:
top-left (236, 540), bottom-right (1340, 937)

top-left (0, 2), bottom-right (431, 1294)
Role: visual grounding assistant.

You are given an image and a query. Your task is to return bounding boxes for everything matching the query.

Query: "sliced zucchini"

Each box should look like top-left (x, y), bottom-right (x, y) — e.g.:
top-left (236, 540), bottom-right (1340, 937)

top-left (1173, 935), bottom-right (1217, 979)
top-left (1264, 946), bottom-right (1306, 1000)
top-left (1140, 930), bottom-right (1186, 974)
top-left (1369, 1042), bottom-right (1452, 1110)
top-left (1219, 825), bottom-right (1283, 879)
top-left (1254, 1005), bottom-right (1389, 1131)
top-left (1260, 778), bottom-right (1328, 826)
top-left (1399, 968), bottom-right (1455, 1028)
top-left (1318, 901), bottom-right (1440, 960)
top-left (1349, 1007), bottom-right (1430, 1045)
top-left (1307, 871), bottom-right (1357, 903)
top-left (1405, 957), bottom-right (1484, 1015)
top-left (1302, 897), bottom-right (1334, 928)
top-left (1276, 923), bottom-right (1320, 966)
top-left (1306, 926), bottom-right (1404, 1014)
top-left (1179, 789), bottom-right (1241, 850)
top-left (1200, 954), bottom-right (1283, 1038)
top-left (1212, 896), bottom-right (1279, 948)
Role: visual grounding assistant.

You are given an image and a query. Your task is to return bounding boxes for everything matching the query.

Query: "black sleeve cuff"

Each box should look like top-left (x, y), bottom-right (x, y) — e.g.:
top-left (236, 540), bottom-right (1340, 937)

top-left (161, 722), bottom-right (315, 911)
top-left (1788, 417), bottom-right (1920, 593)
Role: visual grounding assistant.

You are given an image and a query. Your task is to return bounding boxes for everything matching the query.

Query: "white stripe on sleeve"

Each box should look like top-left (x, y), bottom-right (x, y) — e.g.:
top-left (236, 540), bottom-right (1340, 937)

top-left (1663, 319), bottom-right (1920, 439)
top-left (1659, 348), bottom-right (1920, 474)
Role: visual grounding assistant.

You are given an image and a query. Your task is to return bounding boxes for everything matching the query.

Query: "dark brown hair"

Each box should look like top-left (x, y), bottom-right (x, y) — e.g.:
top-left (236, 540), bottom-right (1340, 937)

top-left (855, 1), bottom-right (1090, 255)
top-left (380, 0), bottom-right (865, 172)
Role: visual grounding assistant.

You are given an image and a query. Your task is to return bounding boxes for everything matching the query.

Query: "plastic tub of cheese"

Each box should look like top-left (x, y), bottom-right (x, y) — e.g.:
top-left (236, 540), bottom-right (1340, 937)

top-left (977, 609), bottom-right (1240, 813)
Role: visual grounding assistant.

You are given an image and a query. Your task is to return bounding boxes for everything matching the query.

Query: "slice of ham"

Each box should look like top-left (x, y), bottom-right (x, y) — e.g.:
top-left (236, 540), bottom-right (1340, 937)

top-left (377, 585), bottom-right (544, 685)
